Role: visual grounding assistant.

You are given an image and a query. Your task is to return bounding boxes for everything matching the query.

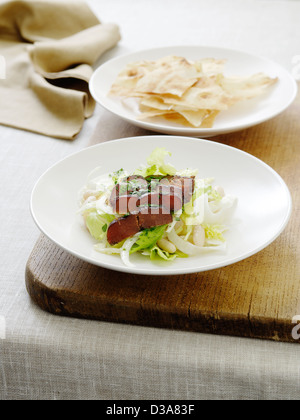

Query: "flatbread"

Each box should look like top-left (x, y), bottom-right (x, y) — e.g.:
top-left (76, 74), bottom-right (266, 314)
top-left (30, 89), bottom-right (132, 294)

top-left (109, 55), bottom-right (278, 128)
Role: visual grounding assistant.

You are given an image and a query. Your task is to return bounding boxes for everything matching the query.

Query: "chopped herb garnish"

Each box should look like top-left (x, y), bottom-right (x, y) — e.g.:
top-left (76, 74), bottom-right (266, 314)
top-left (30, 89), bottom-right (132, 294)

top-left (111, 169), bottom-right (125, 185)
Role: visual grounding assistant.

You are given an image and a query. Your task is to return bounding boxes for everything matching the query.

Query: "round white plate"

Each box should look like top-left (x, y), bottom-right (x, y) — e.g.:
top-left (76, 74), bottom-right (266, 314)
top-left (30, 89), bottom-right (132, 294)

top-left (89, 45), bottom-right (297, 138)
top-left (30, 136), bottom-right (292, 276)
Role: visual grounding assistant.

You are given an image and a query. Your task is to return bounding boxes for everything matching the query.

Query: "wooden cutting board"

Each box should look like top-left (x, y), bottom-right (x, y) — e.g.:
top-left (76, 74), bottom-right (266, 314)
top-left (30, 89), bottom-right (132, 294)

top-left (26, 85), bottom-right (300, 344)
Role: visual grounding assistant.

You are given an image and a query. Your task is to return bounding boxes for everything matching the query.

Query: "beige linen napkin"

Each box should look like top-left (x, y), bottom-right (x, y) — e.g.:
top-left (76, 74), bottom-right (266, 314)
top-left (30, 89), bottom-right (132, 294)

top-left (0, 0), bottom-right (121, 139)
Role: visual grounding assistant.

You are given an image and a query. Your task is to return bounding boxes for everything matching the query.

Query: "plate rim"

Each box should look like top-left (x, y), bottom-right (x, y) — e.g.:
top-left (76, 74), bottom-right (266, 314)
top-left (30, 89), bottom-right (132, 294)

top-left (89, 44), bottom-right (298, 137)
top-left (30, 135), bottom-right (293, 276)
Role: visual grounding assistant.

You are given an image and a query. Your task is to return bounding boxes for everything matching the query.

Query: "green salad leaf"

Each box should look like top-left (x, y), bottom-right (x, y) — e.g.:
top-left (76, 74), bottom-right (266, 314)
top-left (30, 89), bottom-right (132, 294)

top-left (203, 224), bottom-right (226, 242)
top-left (134, 147), bottom-right (177, 177)
top-left (147, 147), bottom-right (176, 175)
top-left (149, 246), bottom-right (188, 262)
top-left (85, 211), bottom-right (115, 241)
top-left (130, 225), bottom-right (167, 254)
top-left (150, 245), bottom-right (177, 261)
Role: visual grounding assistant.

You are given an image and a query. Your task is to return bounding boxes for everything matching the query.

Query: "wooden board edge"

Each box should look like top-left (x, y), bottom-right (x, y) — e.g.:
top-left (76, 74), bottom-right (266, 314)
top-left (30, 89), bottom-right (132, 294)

top-left (25, 256), bottom-right (299, 345)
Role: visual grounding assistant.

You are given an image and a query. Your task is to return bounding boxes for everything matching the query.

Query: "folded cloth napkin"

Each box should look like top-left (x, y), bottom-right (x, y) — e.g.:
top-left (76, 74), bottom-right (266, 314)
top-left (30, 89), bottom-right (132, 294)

top-left (0, 0), bottom-right (121, 139)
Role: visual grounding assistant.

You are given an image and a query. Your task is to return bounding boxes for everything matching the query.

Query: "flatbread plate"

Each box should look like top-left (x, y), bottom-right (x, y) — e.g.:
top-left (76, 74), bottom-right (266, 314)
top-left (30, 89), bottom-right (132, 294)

top-left (89, 46), bottom-right (297, 137)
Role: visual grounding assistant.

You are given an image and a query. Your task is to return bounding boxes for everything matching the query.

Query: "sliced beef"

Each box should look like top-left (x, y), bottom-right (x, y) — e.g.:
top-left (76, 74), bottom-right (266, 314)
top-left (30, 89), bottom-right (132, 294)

top-left (107, 174), bottom-right (196, 244)
top-left (107, 214), bottom-right (140, 246)
top-left (107, 209), bottom-right (173, 245)
top-left (138, 192), bottom-right (183, 213)
top-left (110, 175), bottom-right (195, 215)
top-left (112, 195), bottom-right (140, 215)
top-left (138, 192), bottom-right (161, 208)
top-left (161, 193), bottom-right (183, 212)
top-left (124, 176), bottom-right (148, 193)
top-left (138, 211), bottom-right (173, 230)
top-left (166, 176), bottom-right (195, 204)
top-left (110, 175), bottom-right (148, 213)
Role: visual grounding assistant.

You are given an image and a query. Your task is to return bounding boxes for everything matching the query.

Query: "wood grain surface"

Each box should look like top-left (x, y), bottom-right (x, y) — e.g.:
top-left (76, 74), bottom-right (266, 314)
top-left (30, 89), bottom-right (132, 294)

top-left (26, 85), bottom-right (300, 343)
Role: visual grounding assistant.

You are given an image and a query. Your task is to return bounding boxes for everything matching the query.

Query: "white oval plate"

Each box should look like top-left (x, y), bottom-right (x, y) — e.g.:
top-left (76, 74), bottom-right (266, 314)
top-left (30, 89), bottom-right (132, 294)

top-left (30, 136), bottom-right (292, 276)
top-left (89, 45), bottom-right (297, 138)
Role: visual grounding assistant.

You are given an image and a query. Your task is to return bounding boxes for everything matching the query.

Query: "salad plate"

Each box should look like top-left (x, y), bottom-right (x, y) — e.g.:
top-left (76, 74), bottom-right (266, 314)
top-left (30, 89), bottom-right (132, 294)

top-left (89, 45), bottom-right (297, 138)
top-left (30, 136), bottom-right (292, 276)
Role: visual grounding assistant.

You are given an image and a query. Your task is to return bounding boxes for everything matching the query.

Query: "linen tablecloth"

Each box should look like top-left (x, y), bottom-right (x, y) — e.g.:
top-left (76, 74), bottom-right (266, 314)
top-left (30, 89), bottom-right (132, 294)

top-left (1, 0), bottom-right (300, 400)
top-left (0, 0), bottom-right (120, 139)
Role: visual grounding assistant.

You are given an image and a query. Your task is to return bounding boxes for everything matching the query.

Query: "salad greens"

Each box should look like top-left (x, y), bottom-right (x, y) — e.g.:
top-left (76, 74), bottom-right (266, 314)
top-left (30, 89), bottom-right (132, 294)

top-left (130, 225), bottom-right (167, 254)
top-left (85, 211), bottom-right (115, 241)
top-left (134, 147), bottom-right (177, 177)
top-left (79, 147), bottom-right (237, 267)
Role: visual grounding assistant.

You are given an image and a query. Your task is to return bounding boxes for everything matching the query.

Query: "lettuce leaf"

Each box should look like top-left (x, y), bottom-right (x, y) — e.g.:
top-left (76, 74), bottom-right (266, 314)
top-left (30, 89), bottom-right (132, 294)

top-left (149, 246), bottom-right (188, 262)
top-left (130, 225), bottom-right (167, 254)
top-left (150, 245), bottom-right (177, 261)
top-left (85, 211), bottom-right (115, 241)
top-left (134, 147), bottom-right (177, 177)
top-left (147, 148), bottom-right (176, 175)
top-left (203, 223), bottom-right (226, 242)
